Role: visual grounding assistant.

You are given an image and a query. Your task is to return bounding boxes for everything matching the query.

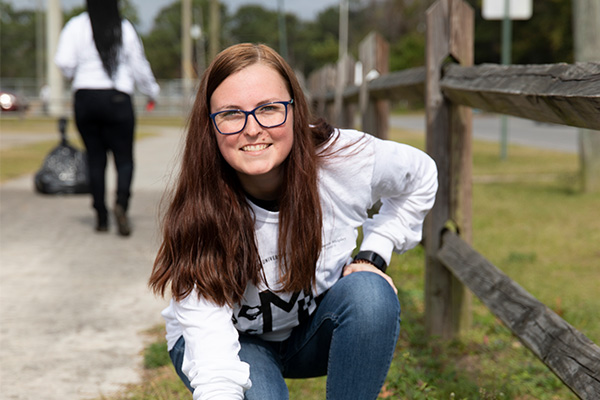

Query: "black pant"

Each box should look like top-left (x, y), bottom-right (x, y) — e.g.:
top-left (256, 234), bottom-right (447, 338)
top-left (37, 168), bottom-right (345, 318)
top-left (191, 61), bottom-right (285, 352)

top-left (74, 89), bottom-right (135, 216)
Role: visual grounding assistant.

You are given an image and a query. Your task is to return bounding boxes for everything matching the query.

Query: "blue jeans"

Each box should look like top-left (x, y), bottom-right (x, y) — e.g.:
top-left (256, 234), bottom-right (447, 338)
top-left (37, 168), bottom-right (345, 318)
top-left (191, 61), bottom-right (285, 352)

top-left (169, 271), bottom-right (401, 400)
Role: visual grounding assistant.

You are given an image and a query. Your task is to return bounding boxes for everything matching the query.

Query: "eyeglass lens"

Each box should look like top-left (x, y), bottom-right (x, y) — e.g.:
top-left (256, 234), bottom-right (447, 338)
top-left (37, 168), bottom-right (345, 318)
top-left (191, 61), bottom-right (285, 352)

top-left (215, 102), bottom-right (288, 134)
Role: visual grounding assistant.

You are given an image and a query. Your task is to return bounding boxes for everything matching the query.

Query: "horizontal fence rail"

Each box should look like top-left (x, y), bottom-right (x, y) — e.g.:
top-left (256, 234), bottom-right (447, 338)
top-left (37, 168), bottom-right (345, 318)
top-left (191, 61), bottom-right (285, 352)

top-left (437, 230), bottom-right (600, 398)
top-left (311, 62), bottom-right (600, 131)
top-left (440, 62), bottom-right (600, 131)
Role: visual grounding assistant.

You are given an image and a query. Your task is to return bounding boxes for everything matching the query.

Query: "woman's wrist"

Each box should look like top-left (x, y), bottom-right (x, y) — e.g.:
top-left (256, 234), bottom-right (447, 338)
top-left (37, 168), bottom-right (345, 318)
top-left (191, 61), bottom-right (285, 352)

top-left (352, 251), bottom-right (387, 273)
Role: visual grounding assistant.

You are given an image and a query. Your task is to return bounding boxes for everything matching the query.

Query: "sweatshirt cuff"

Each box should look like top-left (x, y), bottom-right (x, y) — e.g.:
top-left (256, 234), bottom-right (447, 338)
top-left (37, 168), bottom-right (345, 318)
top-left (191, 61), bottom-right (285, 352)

top-left (359, 232), bottom-right (396, 267)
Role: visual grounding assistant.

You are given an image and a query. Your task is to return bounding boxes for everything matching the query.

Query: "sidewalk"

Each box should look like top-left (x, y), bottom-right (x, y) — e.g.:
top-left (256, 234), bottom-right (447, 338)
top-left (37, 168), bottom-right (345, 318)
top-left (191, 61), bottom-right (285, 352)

top-left (0, 126), bottom-right (184, 399)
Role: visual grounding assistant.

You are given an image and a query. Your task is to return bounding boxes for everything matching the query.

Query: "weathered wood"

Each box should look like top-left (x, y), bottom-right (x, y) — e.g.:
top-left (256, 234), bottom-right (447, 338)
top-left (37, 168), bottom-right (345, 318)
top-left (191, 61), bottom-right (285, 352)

top-left (440, 62), bottom-right (600, 131)
top-left (437, 231), bottom-right (600, 400)
top-left (424, 0), bottom-right (473, 339)
top-left (366, 67), bottom-right (426, 103)
top-left (359, 32), bottom-right (390, 139)
top-left (309, 66), bottom-right (425, 105)
top-left (573, 0), bottom-right (600, 193)
top-left (308, 63), bottom-right (336, 121)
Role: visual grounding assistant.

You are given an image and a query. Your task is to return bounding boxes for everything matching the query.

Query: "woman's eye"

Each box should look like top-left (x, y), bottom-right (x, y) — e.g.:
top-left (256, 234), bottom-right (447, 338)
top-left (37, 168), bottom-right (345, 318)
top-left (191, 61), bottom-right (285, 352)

top-left (257, 105), bottom-right (280, 114)
top-left (220, 110), bottom-right (243, 120)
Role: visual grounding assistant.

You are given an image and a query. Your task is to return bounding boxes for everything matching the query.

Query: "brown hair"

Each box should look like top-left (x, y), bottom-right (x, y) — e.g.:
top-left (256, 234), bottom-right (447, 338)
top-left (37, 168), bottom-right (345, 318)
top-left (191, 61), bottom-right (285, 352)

top-left (149, 43), bottom-right (333, 307)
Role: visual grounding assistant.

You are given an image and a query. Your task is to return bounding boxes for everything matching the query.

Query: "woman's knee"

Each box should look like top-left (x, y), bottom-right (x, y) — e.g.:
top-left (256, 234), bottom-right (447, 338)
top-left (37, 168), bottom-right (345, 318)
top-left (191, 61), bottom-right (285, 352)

top-left (333, 272), bottom-right (400, 327)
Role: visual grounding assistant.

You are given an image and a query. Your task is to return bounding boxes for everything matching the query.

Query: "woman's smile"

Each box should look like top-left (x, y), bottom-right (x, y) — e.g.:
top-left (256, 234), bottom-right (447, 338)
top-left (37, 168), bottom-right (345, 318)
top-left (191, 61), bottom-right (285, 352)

top-left (211, 63), bottom-right (294, 199)
top-left (241, 143), bottom-right (272, 152)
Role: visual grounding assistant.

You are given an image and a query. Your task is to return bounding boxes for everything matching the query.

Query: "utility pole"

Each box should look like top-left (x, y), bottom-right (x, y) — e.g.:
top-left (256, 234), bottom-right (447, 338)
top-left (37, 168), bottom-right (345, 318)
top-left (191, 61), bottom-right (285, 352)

top-left (499, 0), bottom-right (511, 160)
top-left (209, 0), bottom-right (220, 61)
top-left (47, 0), bottom-right (63, 116)
top-left (182, 0), bottom-right (194, 111)
top-left (482, 0), bottom-right (532, 160)
top-left (277, 0), bottom-right (288, 60)
top-left (334, 0), bottom-right (349, 126)
top-left (36, 0), bottom-right (45, 91)
top-left (573, 0), bottom-right (600, 192)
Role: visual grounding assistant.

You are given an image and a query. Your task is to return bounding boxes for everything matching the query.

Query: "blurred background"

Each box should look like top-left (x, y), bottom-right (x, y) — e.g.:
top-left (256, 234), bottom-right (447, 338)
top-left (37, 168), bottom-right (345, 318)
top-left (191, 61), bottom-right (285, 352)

top-left (0, 0), bottom-right (576, 117)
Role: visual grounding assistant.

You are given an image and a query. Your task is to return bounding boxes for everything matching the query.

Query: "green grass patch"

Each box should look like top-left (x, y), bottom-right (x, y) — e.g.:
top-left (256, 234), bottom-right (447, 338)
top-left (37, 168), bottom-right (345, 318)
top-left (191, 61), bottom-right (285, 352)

top-left (97, 126), bottom-right (596, 399)
top-left (0, 140), bottom-right (64, 182)
top-left (0, 116), bottom-right (166, 182)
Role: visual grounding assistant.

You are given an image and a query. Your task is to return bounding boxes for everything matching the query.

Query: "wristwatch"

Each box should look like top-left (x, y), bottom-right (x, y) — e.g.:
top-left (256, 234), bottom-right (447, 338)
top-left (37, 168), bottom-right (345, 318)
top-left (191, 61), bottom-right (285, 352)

top-left (352, 250), bottom-right (387, 273)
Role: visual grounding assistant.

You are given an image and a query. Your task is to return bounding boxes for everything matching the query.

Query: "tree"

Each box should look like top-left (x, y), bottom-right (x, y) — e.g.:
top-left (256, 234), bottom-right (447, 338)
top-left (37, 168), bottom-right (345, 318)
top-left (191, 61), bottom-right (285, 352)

top-left (142, 0), bottom-right (220, 79)
top-left (0, 1), bottom-right (39, 78)
top-left (63, 0), bottom-right (139, 27)
top-left (227, 5), bottom-right (280, 48)
top-left (0, 0), bottom-right (140, 81)
top-left (465, 0), bottom-right (573, 64)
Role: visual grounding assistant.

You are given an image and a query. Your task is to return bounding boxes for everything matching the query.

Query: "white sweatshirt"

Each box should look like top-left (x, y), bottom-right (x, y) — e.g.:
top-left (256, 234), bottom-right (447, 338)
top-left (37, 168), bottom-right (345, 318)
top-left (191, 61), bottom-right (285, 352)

top-left (54, 13), bottom-right (159, 99)
top-left (161, 129), bottom-right (438, 399)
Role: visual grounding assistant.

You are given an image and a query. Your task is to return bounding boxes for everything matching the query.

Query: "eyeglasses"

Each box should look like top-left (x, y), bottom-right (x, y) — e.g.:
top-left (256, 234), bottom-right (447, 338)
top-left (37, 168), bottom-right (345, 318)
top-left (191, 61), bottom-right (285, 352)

top-left (210, 99), bottom-right (294, 135)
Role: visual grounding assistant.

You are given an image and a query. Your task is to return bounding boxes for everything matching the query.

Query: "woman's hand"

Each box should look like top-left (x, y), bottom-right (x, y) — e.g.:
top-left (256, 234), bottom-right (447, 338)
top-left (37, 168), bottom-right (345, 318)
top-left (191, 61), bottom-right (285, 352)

top-left (343, 262), bottom-right (398, 294)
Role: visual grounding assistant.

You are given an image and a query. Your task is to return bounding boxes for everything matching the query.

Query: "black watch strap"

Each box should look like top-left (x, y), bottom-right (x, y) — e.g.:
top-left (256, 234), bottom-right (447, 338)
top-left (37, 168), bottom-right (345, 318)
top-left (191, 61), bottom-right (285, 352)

top-left (353, 250), bottom-right (387, 273)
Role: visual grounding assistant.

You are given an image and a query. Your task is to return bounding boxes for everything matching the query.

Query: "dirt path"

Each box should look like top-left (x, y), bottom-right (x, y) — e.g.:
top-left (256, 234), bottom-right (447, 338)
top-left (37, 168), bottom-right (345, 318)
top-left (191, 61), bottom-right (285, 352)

top-left (0, 126), bottom-right (183, 399)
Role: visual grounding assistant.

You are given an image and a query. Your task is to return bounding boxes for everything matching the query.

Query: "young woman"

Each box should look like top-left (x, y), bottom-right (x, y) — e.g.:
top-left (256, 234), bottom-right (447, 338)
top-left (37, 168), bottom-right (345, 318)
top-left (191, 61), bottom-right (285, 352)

top-left (55, 0), bottom-right (159, 235)
top-left (149, 43), bottom-right (438, 400)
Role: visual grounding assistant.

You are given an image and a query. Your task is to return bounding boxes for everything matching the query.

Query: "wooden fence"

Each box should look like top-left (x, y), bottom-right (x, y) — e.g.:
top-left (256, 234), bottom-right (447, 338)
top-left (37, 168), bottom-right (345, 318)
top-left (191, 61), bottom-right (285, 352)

top-left (308, 0), bottom-right (600, 398)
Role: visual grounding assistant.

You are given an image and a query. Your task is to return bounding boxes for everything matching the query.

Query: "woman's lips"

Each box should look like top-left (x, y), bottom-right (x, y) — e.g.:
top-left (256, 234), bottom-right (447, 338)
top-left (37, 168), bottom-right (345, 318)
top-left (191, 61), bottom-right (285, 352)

top-left (241, 143), bottom-right (271, 152)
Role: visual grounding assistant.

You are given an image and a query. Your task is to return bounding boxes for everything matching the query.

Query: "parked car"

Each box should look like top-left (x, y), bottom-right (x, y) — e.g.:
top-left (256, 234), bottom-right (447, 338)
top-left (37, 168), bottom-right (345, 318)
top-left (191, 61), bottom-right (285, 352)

top-left (0, 89), bottom-right (29, 112)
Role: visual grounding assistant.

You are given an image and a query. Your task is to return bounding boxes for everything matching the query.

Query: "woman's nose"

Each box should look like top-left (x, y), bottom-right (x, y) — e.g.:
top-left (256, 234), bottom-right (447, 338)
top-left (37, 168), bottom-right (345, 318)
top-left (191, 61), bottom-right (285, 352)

top-left (243, 114), bottom-right (263, 136)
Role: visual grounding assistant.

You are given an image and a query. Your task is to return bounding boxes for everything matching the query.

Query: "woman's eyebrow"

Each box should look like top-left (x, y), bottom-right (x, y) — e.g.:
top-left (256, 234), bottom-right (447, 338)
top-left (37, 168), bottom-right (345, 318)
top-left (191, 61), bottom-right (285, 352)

top-left (214, 99), bottom-right (281, 112)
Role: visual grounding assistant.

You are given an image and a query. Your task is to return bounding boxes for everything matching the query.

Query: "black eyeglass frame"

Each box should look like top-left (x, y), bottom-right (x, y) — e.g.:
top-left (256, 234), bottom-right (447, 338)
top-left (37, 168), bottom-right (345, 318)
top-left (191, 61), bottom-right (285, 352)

top-left (210, 99), bottom-right (294, 135)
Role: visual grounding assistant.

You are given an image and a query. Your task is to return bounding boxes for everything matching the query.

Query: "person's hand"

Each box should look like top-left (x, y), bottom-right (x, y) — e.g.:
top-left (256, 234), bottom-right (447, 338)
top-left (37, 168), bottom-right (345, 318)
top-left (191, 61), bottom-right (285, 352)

top-left (342, 262), bottom-right (398, 294)
top-left (145, 99), bottom-right (156, 111)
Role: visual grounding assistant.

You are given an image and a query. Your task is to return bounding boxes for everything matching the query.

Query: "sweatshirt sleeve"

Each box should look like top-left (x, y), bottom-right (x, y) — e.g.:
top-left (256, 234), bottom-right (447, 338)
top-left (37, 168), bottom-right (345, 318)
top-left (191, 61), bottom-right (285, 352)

top-left (360, 137), bottom-right (438, 265)
top-left (54, 17), bottom-right (80, 79)
top-left (122, 20), bottom-right (160, 99)
top-left (173, 293), bottom-right (252, 400)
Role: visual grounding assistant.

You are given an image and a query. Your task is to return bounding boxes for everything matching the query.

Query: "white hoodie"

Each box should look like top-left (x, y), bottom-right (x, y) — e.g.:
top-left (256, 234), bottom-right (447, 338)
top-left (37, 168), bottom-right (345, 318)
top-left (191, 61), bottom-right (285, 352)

top-left (54, 13), bottom-right (159, 99)
top-left (161, 128), bottom-right (438, 399)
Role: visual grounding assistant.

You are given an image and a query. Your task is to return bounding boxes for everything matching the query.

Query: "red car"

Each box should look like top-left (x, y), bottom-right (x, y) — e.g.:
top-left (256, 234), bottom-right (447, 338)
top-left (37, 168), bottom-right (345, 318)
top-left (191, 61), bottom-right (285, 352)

top-left (0, 89), bottom-right (29, 112)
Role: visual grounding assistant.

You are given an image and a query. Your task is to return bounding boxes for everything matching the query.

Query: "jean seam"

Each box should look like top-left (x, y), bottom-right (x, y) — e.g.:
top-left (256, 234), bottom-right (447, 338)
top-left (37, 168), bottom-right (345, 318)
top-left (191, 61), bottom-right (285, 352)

top-left (282, 311), bottom-right (339, 371)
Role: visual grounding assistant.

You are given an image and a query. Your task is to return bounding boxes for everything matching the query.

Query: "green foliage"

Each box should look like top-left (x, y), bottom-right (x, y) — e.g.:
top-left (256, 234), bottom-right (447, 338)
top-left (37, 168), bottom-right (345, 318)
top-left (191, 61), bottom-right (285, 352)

top-left (0, 0), bottom-right (577, 80)
top-left (390, 31), bottom-right (426, 71)
top-left (63, 0), bottom-right (139, 26)
top-left (144, 341), bottom-right (171, 369)
top-left (142, 0), bottom-right (217, 79)
top-left (228, 5), bottom-right (281, 49)
top-left (142, 3), bottom-right (185, 79)
top-left (466, 0), bottom-right (574, 64)
top-left (0, 1), bottom-right (39, 78)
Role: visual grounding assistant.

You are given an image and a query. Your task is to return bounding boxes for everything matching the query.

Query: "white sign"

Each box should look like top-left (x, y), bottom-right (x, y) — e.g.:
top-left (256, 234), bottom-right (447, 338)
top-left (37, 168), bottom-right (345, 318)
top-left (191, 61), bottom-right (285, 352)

top-left (482, 0), bottom-right (532, 20)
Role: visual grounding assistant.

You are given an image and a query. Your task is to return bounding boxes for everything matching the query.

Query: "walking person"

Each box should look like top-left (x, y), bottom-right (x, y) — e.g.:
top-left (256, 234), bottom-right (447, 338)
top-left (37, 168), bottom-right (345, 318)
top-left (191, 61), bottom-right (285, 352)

top-left (55, 0), bottom-right (159, 236)
top-left (149, 43), bottom-right (438, 399)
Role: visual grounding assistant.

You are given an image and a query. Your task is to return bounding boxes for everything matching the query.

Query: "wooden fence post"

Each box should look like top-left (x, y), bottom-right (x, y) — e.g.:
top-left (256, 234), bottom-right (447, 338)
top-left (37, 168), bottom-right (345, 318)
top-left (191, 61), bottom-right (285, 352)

top-left (424, 0), bottom-right (474, 339)
top-left (336, 54), bottom-right (356, 128)
top-left (359, 32), bottom-right (390, 139)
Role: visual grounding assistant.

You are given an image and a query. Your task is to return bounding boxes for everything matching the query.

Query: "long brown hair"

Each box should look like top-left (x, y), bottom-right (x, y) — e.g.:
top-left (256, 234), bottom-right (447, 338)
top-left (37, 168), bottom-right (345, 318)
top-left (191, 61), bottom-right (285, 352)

top-left (149, 43), bottom-right (333, 307)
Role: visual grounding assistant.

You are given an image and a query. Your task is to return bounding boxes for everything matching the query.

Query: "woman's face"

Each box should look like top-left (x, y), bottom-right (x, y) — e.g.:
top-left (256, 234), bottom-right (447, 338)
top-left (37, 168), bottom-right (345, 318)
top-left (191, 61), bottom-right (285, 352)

top-left (210, 63), bottom-right (294, 199)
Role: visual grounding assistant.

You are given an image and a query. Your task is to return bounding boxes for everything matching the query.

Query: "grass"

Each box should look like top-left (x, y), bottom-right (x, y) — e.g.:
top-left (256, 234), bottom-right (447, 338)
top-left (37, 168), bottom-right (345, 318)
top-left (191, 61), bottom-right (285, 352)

top-left (104, 126), bottom-right (596, 399)
top-left (0, 115), bottom-right (182, 182)
top-left (6, 118), bottom-right (594, 399)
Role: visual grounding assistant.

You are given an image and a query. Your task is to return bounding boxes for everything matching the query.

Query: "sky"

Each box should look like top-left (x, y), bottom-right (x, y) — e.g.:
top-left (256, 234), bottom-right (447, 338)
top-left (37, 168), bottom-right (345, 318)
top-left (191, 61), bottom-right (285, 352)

top-left (8, 0), bottom-right (342, 33)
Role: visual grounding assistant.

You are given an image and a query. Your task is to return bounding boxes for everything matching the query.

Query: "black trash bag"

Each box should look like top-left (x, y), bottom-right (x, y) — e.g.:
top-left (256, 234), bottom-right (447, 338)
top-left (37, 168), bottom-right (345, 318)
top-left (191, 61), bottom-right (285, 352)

top-left (34, 117), bottom-right (90, 194)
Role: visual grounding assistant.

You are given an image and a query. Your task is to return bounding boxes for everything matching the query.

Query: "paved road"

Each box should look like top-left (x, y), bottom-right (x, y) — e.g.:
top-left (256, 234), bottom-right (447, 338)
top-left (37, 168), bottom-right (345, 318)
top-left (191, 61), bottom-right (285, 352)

top-left (391, 114), bottom-right (579, 153)
top-left (0, 126), bottom-right (184, 399)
